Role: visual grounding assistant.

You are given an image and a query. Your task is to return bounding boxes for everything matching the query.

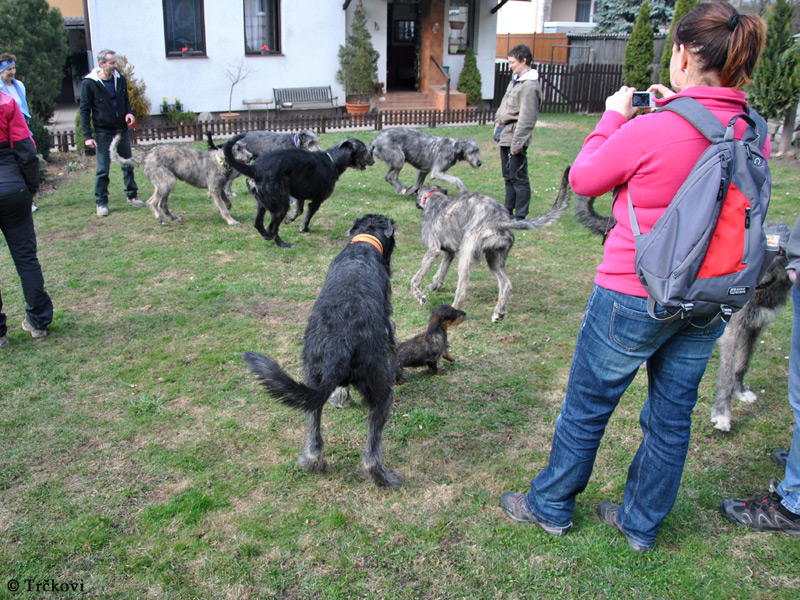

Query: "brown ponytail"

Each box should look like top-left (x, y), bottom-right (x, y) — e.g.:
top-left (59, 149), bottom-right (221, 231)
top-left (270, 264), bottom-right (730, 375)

top-left (672, 1), bottom-right (766, 90)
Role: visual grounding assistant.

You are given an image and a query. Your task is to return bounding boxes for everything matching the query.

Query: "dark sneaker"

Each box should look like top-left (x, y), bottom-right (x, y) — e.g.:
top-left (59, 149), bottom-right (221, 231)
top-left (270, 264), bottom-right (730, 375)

top-left (721, 480), bottom-right (800, 536)
top-left (500, 492), bottom-right (572, 536)
top-left (598, 501), bottom-right (653, 553)
top-left (21, 317), bottom-right (48, 339)
top-left (774, 449), bottom-right (789, 468)
top-left (127, 196), bottom-right (146, 207)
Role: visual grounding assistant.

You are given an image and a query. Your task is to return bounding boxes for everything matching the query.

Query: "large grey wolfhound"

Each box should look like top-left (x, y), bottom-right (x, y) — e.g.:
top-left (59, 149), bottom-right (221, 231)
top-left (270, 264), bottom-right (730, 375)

top-left (411, 166), bottom-right (571, 323)
top-left (575, 195), bottom-right (793, 432)
top-left (110, 133), bottom-right (251, 226)
top-left (370, 127), bottom-right (482, 196)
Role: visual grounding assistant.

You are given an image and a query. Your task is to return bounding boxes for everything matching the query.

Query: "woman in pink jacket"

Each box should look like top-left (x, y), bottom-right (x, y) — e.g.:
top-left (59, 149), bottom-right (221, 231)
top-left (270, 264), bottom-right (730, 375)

top-left (500, 2), bottom-right (767, 552)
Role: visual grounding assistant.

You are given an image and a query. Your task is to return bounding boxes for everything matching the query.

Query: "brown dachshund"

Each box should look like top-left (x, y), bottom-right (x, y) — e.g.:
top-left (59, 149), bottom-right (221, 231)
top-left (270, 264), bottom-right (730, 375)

top-left (397, 304), bottom-right (466, 378)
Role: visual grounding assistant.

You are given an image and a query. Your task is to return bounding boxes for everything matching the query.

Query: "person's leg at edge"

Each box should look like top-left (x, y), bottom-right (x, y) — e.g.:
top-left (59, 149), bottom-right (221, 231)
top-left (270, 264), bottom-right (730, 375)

top-left (93, 129), bottom-right (112, 207)
top-left (0, 186), bottom-right (53, 330)
top-left (618, 314), bottom-right (725, 548)
top-left (499, 145), bottom-right (516, 217)
top-left (509, 146), bottom-right (530, 219)
top-left (115, 129), bottom-right (139, 200)
top-left (776, 285), bottom-right (800, 514)
top-left (523, 286), bottom-right (669, 528)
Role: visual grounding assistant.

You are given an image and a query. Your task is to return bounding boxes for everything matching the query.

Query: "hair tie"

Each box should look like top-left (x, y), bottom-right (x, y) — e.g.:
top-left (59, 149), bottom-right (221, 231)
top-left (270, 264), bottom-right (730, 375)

top-left (727, 13), bottom-right (740, 30)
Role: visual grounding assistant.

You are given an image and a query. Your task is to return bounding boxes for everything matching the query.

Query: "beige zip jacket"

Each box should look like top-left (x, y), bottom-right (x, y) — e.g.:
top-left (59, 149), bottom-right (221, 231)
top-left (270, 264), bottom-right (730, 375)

top-left (494, 68), bottom-right (542, 152)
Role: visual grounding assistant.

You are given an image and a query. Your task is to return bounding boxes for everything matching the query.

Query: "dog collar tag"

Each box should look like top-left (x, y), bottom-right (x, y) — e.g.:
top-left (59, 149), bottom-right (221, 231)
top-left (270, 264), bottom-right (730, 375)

top-left (350, 234), bottom-right (383, 254)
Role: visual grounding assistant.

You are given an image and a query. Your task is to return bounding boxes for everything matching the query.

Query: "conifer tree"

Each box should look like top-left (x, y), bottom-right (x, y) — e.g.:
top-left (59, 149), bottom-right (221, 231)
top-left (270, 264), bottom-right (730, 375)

top-left (658, 0), bottom-right (697, 87)
top-left (749, 0), bottom-right (800, 155)
top-left (336, 2), bottom-right (380, 103)
top-left (457, 47), bottom-right (482, 105)
top-left (623, 1), bottom-right (655, 90)
top-left (595, 0), bottom-right (673, 35)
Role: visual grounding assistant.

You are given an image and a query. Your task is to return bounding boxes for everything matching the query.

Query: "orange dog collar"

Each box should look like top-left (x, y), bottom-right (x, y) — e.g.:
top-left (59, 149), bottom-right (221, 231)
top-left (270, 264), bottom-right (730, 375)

top-left (350, 234), bottom-right (383, 254)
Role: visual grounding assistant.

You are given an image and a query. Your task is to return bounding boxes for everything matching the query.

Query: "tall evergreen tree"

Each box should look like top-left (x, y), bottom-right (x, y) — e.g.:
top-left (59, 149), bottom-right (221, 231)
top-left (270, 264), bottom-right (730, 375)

top-left (749, 0), bottom-right (800, 155)
top-left (336, 2), bottom-right (380, 103)
top-left (658, 0), bottom-right (698, 86)
top-left (623, 1), bottom-right (655, 90)
top-left (595, 0), bottom-right (674, 34)
top-left (0, 0), bottom-right (69, 120)
top-left (457, 47), bottom-right (482, 105)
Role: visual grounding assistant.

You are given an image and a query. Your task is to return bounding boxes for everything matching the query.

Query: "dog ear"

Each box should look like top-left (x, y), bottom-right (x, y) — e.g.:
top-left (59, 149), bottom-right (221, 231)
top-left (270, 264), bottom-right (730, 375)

top-left (383, 217), bottom-right (396, 239)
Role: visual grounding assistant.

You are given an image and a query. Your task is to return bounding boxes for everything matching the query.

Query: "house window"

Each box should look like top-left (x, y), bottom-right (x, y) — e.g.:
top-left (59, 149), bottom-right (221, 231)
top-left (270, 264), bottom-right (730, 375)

top-left (448, 0), bottom-right (474, 55)
top-left (576, 0), bottom-right (593, 23)
top-left (244, 0), bottom-right (280, 54)
top-left (163, 0), bottom-right (206, 56)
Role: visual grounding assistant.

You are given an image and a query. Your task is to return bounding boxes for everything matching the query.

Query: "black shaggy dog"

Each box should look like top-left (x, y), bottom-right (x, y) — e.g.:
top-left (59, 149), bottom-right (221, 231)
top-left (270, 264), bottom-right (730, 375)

top-left (574, 195), bottom-right (793, 432)
top-left (243, 214), bottom-right (402, 488)
top-left (223, 132), bottom-right (374, 248)
top-left (397, 304), bottom-right (466, 378)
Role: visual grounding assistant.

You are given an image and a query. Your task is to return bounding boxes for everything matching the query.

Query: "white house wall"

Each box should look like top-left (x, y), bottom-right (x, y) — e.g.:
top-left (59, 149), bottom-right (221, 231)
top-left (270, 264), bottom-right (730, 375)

top-left (86, 0), bottom-right (345, 115)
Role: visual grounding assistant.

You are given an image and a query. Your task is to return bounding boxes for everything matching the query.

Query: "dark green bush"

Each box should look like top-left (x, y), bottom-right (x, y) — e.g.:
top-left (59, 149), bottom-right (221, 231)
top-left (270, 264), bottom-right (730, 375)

top-left (457, 48), bottom-right (482, 105)
top-left (27, 114), bottom-right (51, 161)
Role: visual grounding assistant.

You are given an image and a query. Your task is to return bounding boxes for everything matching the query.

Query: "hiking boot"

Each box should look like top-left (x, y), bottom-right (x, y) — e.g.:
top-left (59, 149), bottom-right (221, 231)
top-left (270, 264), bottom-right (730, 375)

top-left (0, 335), bottom-right (7, 348)
top-left (598, 501), bottom-right (653, 553)
top-left (774, 449), bottom-right (789, 468)
top-left (127, 196), bottom-right (145, 207)
top-left (21, 317), bottom-right (48, 339)
top-left (96, 204), bottom-right (109, 216)
top-left (720, 479), bottom-right (800, 536)
top-left (500, 492), bottom-right (572, 536)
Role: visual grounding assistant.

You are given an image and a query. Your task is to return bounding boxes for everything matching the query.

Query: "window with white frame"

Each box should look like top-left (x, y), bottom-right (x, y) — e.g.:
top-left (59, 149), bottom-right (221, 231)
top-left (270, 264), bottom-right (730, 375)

top-left (244, 0), bottom-right (280, 54)
top-left (448, 0), bottom-right (475, 55)
top-left (163, 0), bottom-right (206, 56)
top-left (576, 0), bottom-right (593, 23)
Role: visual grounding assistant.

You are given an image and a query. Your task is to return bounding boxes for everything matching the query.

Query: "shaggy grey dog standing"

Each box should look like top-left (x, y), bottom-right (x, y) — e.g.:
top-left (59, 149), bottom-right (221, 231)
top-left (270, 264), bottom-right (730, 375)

top-left (206, 130), bottom-right (321, 196)
top-left (574, 195), bottom-right (793, 432)
top-left (369, 127), bottom-right (482, 196)
top-left (243, 214), bottom-right (402, 488)
top-left (411, 166), bottom-right (571, 323)
top-left (110, 133), bottom-right (251, 225)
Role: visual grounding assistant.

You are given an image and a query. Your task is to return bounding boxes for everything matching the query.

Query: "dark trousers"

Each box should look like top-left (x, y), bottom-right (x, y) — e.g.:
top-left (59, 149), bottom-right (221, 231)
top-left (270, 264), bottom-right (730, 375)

top-left (0, 184), bottom-right (53, 335)
top-left (500, 145), bottom-right (530, 218)
top-left (94, 129), bottom-right (138, 206)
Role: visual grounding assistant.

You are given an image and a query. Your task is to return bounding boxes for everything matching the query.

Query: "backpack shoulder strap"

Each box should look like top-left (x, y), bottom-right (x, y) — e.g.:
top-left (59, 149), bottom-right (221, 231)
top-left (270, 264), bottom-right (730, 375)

top-left (745, 106), bottom-right (769, 152)
top-left (655, 96), bottom-right (727, 143)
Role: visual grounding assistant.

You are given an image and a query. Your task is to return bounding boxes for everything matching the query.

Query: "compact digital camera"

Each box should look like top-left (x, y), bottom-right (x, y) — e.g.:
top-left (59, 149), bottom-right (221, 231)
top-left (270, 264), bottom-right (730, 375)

top-left (631, 91), bottom-right (656, 108)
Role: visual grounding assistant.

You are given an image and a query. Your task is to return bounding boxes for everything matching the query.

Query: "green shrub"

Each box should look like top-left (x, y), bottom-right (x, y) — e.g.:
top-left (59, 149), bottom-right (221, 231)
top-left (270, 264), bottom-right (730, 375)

top-left (457, 47), bottom-right (482, 105)
top-left (623, 1), bottom-right (655, 90)
top-left (74, 110), bottom-right (94, 156)
top-left (167, 109), bottom-right (196, 124)
top-left (116, 55), bottom-right (152, 123)
top-left (27, 114), bottom-right (51, 161)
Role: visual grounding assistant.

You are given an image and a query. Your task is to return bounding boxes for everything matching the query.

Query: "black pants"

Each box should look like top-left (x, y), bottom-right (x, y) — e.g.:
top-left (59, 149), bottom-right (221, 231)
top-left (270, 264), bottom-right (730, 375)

top-left (0, 184), bottom-right (53, 336)
top-left (499, 145), bottom-right (530, 218)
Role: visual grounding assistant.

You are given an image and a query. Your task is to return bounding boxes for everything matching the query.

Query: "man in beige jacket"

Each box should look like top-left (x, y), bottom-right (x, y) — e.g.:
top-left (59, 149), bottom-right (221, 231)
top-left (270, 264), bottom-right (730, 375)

top-left (494, 44), bottom-right (542, 220)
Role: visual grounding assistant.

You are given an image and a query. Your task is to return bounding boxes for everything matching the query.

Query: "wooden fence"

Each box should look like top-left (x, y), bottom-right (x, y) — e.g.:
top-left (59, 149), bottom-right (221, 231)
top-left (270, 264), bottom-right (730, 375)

top-left (50, 108), bottom-right (495, 152)
top-left (496, 33), bottom-right (569, 64)
top-left (493, 62), bottom-right (623, 114)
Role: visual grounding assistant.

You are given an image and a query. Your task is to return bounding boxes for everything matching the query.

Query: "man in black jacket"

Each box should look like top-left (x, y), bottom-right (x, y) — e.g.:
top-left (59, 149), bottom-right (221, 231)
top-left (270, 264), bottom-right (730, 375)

top-left (80, 49), bottom-right (143, 217)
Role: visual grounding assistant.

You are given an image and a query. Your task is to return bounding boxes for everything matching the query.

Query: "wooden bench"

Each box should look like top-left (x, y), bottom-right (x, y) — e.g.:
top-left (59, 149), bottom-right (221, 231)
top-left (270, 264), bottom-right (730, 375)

top-left (273, 86), bottom-right (338, 112)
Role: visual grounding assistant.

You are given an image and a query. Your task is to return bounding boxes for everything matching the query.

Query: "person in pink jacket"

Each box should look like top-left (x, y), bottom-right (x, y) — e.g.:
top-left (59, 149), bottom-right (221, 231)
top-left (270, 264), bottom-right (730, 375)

top-left (500, 2), bottom-right (767, 552)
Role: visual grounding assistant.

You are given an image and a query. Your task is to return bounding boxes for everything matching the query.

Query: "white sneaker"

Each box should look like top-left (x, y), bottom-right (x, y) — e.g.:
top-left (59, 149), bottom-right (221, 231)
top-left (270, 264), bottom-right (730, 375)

top-left (32, 203), bottom-right (38, 213)
top-left (22, 317), bottom-right (48, 339)
top-left (96, 204), bottom-right (109, 217)
top-left (127, 197), bottom-right (146, 207)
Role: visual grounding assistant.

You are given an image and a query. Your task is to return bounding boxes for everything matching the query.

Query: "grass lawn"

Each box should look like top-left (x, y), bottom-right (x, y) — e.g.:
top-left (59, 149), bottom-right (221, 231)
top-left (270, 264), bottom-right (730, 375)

top-left (1, 114), bottom-right (799, 599)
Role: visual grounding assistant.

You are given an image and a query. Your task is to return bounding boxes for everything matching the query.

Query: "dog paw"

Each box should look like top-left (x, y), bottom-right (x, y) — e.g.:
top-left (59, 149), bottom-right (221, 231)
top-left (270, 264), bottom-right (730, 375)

top-left (492, 312), bottom-right (506, 323)
top-left (366, 465), bottom-right (403, 489)
top-left (737, 390), bottom-right (758, 404)
top-left (710, 414), bottom-right (731, 432)
top-left (298, 453), bottom-right (326, 473)
top-left (298, 227), bottom-right (309, 233)
top-left (170, 215), bottom-right (182, 221)
top-left (412, 290), bottom-right (427, 305)
top-left (226, 220), bottom-right (241, 226)
top-left (328, 387), bottom-right (351, 409)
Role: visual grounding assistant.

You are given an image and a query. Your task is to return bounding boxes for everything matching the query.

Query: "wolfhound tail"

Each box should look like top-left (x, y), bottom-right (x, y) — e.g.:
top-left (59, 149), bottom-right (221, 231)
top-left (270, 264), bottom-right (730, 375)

top-left (109, 133), bottom-right (145, 169)
top-left (506, 165), bottom-right (572, 231)
top-left (206, 131), bottom-right (220, 150)
top-left (223, 132), bottom-right (254, 178)
top-left (242, 351), bottom-right (331, 412)
top-left (575, 192), bottom-right (616, 237)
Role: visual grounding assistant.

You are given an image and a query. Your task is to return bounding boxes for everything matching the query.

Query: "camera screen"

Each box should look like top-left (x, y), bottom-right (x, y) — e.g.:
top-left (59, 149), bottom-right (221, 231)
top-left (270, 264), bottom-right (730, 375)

top-left (632, 92), bottom-right (653, 108)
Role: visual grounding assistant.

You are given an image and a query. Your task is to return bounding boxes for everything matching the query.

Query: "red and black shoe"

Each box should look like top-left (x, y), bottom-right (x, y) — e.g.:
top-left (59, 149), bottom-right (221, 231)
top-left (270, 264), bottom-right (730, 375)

top-left (721, 480), bottom-right (800, 536)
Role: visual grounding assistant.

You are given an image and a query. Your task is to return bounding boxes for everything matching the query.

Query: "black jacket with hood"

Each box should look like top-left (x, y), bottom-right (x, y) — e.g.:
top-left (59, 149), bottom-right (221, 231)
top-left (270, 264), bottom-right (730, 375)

top-left (79, 67), bottom-right (132, 139)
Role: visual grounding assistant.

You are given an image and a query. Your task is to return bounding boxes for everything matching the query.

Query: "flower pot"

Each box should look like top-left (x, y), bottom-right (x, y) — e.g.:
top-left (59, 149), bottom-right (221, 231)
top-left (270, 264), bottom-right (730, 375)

top-left (345, 101), bottom-right (370, 115)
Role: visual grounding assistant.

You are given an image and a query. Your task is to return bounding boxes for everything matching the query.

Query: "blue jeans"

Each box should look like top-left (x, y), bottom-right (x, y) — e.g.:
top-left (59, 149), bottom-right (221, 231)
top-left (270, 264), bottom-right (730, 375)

top-left (93, 129), bottom-right (137, 206)
top-left (499, 145), bottom-right (530, 218)
top-left (524, 285), bottom-right (726, 547)
top-left (776, 285), bottom-right (800, 515)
